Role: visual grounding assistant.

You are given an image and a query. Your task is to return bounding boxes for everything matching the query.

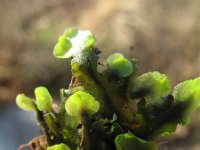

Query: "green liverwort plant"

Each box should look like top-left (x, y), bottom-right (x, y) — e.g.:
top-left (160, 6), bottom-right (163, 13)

top-left (16, 28), bottom-right (200, 150)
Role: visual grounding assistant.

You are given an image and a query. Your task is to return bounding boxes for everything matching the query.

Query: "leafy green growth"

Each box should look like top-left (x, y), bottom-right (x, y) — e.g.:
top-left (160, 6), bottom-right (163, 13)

top-left (16, 28), bottom-right (200, 150)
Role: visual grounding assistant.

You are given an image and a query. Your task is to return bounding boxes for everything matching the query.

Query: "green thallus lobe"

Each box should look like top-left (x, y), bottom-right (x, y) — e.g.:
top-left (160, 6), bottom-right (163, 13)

top-left (16, 28), bottom-right (200, 150)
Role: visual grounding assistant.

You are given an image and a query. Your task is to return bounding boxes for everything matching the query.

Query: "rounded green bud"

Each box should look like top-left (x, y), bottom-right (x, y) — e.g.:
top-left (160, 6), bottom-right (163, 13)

top-left (106, 53), bottom-right (133, 77)
top-left (65, 91), bottom-right (100, 118)
top-left (34, 86), bottom-right (53, 112)
top-left (16, 94), bottom-right (36, 112)
top-left (47, 143), bottom-right (71, 150)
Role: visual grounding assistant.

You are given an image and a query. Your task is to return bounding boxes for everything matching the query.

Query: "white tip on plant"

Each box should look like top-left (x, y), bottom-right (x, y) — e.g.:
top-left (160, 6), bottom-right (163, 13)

top-left (35, 86), bottom-right (53, 112)
top-left (65, 91), bottom-right (100, 118)
top-left (16, 94), bottom-right (36, 112)
top-left (53, 28), bottom-right (96, 59)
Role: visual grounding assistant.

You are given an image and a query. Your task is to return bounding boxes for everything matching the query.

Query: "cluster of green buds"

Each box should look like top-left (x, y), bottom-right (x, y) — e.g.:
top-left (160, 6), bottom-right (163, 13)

top-left (16, 28), bottom-right (200, 150)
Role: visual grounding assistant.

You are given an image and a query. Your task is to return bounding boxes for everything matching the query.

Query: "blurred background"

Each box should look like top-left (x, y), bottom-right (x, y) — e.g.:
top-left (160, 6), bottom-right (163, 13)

top-left (0, 0), bottom-right (200, 149)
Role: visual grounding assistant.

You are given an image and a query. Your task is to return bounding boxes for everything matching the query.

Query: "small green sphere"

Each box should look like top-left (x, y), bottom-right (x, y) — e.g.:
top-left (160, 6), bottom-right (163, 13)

top-left (65, 91), bottom-right (100, 118)
top-left (106, 53), bottom-right (133, 77)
